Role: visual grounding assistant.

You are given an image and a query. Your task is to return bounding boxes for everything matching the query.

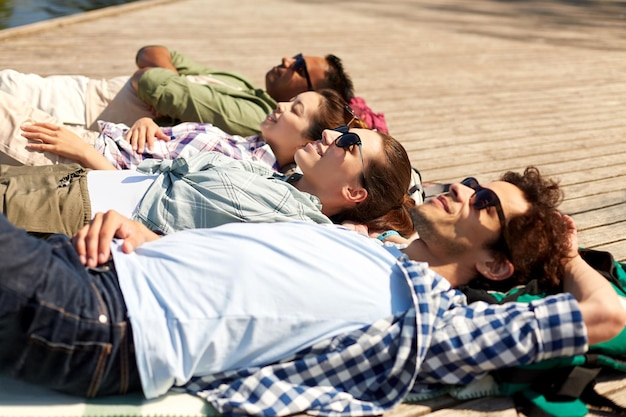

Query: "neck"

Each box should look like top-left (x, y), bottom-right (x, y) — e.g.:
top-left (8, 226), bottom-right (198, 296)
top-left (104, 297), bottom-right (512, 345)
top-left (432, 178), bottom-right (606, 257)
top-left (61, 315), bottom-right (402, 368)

top-left (292, 176), bottom-right (346, 217)
top-left (401, 239), bottom-right (476, 288)
top-left (265, 139), bottom-right (297, 171)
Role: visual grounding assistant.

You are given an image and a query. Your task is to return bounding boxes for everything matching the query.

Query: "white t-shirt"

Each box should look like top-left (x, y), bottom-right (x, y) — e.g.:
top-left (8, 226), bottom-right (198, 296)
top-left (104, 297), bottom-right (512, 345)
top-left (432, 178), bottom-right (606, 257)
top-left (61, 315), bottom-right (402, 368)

top-left (111, 221), bottom-right (412, 398)
top-left (87, 170), bottom-right (157, 218)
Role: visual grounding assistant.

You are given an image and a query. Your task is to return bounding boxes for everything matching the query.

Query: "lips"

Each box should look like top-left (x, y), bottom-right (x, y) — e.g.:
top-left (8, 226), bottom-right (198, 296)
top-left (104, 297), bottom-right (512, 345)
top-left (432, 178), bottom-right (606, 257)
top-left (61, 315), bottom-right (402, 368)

top-left (435, 195), bottom-right (450, 213)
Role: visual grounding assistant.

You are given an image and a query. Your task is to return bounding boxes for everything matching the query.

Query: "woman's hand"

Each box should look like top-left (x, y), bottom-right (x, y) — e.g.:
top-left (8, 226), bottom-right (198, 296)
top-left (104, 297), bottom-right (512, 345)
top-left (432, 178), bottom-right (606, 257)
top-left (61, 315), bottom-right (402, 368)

top-left (22, 122), bottom-right (92, 161)
top-left (125, 117), bottom-right (169, 153)
top-left (21, 122), bottom-right (116, 170)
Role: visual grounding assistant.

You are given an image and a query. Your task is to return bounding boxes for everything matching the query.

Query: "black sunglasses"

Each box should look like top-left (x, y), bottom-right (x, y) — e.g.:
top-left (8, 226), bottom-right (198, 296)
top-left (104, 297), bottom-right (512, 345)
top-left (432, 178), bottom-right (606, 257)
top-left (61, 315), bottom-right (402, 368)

top-left (293, 53), bottom-right (313, 91)
top-left (333, 126), bottom-right (366, 189)
top-left (461, 177), bottom-right (510, 253)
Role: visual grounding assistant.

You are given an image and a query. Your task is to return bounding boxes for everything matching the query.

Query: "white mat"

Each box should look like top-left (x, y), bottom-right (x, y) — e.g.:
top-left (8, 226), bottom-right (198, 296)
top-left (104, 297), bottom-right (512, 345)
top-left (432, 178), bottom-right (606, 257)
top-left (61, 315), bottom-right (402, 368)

top-left (0, 376), bottom-right (215, 417)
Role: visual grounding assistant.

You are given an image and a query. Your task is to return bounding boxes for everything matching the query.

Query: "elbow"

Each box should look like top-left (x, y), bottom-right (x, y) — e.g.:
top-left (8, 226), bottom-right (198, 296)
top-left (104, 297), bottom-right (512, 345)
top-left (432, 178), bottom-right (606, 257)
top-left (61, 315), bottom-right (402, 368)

top-left (135, 45), bottom-right (152, 66)
top-left (135, 45), bottom-right (167, 67)
top-left (589, 297), bottom-right (626, 345)
top-left (606, 298), bottom-right (626, 340)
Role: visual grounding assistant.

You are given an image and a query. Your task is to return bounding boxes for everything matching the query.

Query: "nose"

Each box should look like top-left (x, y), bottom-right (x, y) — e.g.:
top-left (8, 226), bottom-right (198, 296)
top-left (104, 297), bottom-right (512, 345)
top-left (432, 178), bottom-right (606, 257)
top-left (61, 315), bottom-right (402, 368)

top-left (281, 56), bottom-right (294, 68)
top-left (449, 182), bottom-right (474, 203)
top-left (321, 129), bottom-right (339, 146)
top-left (276, 102), bottom-right (287, 113)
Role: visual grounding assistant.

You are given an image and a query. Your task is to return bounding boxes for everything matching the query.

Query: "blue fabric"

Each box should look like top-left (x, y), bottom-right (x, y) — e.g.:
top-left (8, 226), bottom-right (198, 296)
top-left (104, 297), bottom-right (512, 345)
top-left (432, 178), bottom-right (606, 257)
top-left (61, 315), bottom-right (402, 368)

top-left (183, 253), bottom-right (586, 417)
top-left (0, 215), bottom-right (588, 415)
top-left (133, 152), bottom-right (330, 235)
top-left (111, 223), bottom-right (413, 399)
top-left (0, 215), bottom-right (140, 397)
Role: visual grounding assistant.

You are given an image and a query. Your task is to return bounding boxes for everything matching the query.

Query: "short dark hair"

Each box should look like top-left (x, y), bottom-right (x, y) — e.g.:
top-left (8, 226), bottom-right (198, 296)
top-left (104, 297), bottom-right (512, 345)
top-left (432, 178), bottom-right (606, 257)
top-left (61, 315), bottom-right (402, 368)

top-left (324, 55), bottom-right (355, 103)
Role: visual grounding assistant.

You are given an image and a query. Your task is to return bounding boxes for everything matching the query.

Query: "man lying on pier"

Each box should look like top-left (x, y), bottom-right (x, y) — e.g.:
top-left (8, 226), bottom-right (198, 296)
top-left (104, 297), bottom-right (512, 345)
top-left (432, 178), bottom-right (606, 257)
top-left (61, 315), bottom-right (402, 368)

top-left (0, 167), bottom-right (623, 416)
top-left (0, 45), bottom-right (369, 137)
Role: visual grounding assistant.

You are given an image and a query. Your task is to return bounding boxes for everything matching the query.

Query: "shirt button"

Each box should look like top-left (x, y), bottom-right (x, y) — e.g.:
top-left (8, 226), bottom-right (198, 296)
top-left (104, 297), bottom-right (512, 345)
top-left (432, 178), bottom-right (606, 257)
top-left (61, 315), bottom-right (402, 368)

top-left (99, 314), bottom-right (108, 324)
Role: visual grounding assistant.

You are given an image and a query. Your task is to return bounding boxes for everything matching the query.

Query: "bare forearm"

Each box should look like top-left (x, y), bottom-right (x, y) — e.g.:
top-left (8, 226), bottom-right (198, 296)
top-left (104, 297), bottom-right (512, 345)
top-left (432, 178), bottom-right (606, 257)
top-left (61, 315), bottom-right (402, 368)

top-left (78, 147), bottom-right (117, 170)
top-left (564, 255), bottom-right (626, 345)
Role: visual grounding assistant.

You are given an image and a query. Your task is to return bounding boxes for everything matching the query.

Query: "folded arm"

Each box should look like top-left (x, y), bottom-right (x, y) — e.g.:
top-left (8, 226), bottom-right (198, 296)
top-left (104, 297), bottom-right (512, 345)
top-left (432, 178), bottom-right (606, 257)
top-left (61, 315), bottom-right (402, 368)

top-left (561, 214), bottom-right (626, 345)
top-left (135, 45), bottom-right (178, 72)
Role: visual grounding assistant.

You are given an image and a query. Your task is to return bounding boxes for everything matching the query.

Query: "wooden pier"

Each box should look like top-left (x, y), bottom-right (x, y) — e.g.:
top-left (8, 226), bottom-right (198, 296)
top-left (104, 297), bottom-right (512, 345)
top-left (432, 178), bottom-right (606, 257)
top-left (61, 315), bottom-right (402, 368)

top-left (1, 0), bottom-right (626, 415)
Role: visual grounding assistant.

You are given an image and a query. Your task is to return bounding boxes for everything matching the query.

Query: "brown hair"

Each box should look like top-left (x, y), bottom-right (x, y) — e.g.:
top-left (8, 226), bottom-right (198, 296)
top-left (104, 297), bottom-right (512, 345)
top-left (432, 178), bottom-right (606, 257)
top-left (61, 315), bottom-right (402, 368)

top-left (475, 166), bottom-right (570, 291)
top-left (302, 89), bottom-right (356, 142)
top-left (330, 131), bottom-right (416, 237)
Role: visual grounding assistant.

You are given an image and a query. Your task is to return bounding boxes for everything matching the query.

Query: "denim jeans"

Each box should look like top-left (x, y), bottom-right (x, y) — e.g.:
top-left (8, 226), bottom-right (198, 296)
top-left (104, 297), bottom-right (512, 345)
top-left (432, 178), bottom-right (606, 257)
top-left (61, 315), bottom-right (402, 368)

top-left (0, 215), bottom-right (142, 397)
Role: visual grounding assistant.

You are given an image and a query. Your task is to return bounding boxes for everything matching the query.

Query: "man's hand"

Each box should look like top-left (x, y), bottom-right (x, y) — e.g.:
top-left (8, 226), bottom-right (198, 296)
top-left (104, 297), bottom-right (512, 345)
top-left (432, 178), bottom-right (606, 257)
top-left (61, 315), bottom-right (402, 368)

top-left (72, 210), bottom-right (160, 267)
top-left (125, 117), bottom-right (169, 153)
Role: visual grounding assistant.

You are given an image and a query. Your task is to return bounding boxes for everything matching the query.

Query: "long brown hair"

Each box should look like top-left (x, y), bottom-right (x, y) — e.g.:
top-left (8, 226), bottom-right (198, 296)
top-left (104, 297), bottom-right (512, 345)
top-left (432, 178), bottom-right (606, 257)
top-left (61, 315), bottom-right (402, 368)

top-left (330, 131), bottom-right (415, 237)
top-left (303, 89), bottom-right (361, 141)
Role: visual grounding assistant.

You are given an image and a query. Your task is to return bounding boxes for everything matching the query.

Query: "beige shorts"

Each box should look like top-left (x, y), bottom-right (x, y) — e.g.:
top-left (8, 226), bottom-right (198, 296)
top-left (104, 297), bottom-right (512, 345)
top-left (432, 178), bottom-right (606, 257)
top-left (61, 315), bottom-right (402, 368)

top-left (0, 69), bottom-right (155, 130)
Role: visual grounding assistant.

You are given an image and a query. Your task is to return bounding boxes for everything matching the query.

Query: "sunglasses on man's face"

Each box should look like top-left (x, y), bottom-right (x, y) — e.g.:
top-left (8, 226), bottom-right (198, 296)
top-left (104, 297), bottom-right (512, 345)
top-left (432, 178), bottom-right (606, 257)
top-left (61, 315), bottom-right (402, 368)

top-left (292, 53), bottom-right (313, 91)
top-left (461, 177), bottom-right (510, 252)
top-left (332, 126), bottom-right (367, 189)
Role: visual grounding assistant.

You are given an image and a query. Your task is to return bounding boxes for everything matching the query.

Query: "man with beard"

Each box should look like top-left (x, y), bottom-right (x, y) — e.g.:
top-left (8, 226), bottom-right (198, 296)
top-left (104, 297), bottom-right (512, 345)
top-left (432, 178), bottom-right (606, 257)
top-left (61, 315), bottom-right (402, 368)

top-left (0, 167), bottom-right (623, 416)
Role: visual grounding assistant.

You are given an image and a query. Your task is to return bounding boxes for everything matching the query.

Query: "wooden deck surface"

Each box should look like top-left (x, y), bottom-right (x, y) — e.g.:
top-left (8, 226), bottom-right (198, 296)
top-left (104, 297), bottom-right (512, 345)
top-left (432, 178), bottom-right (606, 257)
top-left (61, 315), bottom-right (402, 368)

top-left (1, 0), bottom-right (626, 415)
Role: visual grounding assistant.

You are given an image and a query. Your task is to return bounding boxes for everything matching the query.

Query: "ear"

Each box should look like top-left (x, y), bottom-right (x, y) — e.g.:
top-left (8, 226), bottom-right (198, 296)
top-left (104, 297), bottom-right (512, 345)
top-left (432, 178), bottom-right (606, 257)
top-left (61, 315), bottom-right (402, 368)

top-left (476, 255), bottom-right (514, 281)
top-left (343, 185), bottom-right (368, 204)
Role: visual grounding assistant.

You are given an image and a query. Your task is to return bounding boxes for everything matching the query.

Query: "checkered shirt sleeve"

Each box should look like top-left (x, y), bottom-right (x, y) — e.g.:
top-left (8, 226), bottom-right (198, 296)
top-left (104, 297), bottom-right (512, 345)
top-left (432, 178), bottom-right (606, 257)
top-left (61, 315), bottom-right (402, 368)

top-left (184, 260), bottom-right (452, 417)
top-left (95, 121), bottom-right (279, 171)
top-left (414, 291), bottom-right (587, 387)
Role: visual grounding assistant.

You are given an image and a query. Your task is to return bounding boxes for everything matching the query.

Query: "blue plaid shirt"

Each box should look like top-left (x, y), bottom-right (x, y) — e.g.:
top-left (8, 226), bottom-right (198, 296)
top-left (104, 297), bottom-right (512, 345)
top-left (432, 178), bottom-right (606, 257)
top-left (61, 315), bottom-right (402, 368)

top-left (183, 254), bottom-right (586, 416)
top-left (130, 152), bottom-right (331, 235)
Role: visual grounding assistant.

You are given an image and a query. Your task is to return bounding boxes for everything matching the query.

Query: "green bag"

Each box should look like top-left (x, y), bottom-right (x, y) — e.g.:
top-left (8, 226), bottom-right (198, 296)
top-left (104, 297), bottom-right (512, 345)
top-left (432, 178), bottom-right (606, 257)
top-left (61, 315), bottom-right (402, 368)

top-left (459, 248), bottom-right (626, 417)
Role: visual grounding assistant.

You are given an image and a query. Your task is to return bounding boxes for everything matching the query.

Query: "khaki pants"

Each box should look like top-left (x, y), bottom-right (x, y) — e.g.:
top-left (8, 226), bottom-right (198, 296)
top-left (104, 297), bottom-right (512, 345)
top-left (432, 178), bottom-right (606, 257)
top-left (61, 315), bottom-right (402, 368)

top-left (0, 163), bottom-right (91, 236)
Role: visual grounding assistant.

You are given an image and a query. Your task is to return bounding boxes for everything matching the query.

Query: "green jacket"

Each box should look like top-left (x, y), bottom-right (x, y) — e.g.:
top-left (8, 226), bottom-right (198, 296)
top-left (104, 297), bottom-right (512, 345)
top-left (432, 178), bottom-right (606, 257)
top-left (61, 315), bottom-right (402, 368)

top-left (137, 49), bottom-right (276, 136)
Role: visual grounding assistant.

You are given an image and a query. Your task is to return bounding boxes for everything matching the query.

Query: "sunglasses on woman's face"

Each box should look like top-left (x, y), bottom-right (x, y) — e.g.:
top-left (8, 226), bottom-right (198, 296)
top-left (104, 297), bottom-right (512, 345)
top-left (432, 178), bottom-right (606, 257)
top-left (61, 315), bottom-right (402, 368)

top-left (461, 177), bottom-right (510, 252)
top-left (292, 53), bottom-right (313, 91)
top-left (332, 126), bottom-right (367, 189)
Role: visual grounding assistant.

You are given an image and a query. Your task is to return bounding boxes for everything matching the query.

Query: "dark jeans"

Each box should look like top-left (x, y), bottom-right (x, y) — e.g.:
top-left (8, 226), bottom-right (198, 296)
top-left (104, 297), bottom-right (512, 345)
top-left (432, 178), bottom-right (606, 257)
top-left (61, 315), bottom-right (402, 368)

top-left (0, 214), bottom-right (142, 397)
